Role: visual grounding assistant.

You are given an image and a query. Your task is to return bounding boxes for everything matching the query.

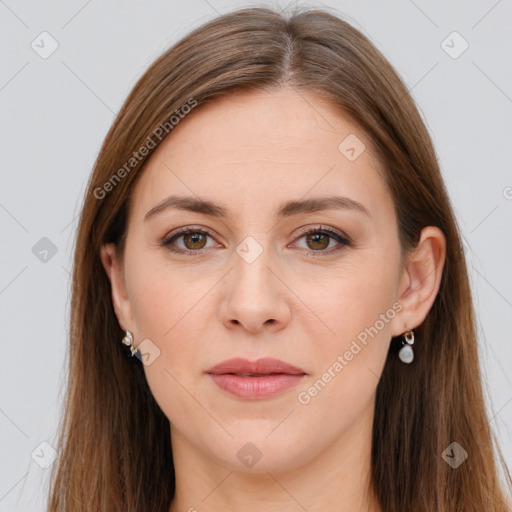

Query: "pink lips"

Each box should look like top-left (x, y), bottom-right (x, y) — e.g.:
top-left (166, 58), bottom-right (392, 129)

top-left (205, 357), bottom-right (307, 400)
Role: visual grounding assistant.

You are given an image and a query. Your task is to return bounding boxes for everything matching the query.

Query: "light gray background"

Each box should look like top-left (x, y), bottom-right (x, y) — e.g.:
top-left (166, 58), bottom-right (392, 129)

top-left (1, 0), bottom-right (511, 509)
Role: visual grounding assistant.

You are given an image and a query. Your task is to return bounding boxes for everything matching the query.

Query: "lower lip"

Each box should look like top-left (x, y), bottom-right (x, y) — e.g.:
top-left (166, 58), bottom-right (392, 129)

top-left (207, 373), bottom-right (305, 400)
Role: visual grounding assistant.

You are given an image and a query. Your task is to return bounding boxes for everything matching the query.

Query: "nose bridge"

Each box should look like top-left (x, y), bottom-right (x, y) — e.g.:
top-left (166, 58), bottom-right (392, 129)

top-left (232, 234), bottom-right (277, 301)
top-left (219, 233), bottom-right (291, 332)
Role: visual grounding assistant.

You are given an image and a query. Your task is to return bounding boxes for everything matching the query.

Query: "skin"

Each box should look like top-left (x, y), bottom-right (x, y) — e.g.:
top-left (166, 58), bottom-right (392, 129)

top-left (101, 87), bottom-right (446, 512)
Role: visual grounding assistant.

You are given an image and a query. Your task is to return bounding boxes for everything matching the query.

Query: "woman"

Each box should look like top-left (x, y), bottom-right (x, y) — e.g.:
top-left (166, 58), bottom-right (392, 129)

top-left (47, 6), bottom-right (511, 511)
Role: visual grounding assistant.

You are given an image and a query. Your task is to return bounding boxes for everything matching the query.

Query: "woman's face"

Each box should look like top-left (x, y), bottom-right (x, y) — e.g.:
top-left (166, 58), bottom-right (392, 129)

top-left (109, 87), bottom-right (408, 472)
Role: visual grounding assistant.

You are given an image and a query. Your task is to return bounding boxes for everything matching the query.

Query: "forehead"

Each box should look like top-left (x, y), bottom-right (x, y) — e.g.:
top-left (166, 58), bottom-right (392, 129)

top-left (129, 87), bottom-right (392, 221)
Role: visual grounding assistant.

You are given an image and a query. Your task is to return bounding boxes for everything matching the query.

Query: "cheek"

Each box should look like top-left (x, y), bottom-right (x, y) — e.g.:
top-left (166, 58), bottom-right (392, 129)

top-left (290, 269), bottom-right (398, 453)
top-left (297, 251), bottom-right (399, 358)
top-left (296, 282), bottom-right (394, 409)
top-left (126, 250), bottom-right (214, 339)
top-left (123, 248), bottom-right (222, 394)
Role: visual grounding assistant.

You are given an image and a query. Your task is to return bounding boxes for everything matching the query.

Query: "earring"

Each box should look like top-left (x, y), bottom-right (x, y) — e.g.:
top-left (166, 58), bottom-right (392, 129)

top-left (121, 330), bottom-right (139, 358)
top-left (398, 329), bottom-right (415, 364)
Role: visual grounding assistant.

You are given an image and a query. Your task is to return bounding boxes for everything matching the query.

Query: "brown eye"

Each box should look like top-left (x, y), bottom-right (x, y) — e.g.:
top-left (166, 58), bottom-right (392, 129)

top-left (292, 226), bottom-right (352, 256)
top-left (162, 227), bottom-right (217, 255)
top-left (182, 232), bottom-right (208, 250)
top-left (305, 232), bottom-right (330, 251)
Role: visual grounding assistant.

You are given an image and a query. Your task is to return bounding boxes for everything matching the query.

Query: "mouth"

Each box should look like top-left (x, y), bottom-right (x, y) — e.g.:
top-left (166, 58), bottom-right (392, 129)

top-left (206, 357), bottom-right (306, 376)
top-left (205, 357), bottom-right (307, 400)
top-left (227, 372), bottom-right (288, 377)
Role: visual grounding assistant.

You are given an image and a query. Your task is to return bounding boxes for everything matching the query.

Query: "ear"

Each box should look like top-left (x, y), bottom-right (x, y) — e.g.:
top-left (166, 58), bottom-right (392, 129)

top-left (390, 226), bottom-right (446, 336)
top-left (100, 243), bottom-right (134, 332)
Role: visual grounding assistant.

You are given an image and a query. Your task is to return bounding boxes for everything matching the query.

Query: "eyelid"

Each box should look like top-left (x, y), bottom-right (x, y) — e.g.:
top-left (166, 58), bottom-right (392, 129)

top-left (164, 225), bottom-right (216, 240)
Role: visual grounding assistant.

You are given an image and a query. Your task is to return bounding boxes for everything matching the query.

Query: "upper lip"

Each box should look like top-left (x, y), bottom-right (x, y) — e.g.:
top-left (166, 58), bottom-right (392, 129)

top-left (206, 357), bottom-right (306, 375)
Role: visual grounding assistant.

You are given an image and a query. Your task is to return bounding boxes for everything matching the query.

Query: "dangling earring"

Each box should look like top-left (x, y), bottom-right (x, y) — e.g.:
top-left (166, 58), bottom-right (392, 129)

top-left (121, 330), bottom-right (139, 358)
top-left (398, 329), bottom-right (415, 364)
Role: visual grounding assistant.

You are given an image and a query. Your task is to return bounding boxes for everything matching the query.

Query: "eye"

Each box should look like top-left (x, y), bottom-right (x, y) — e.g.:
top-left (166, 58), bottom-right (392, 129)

top-left (161, 224), bottom-right (352, 257)
top-left (291, 225), bottom-right (352, 256)
top-left (161, 227), bottom-right (218, 256)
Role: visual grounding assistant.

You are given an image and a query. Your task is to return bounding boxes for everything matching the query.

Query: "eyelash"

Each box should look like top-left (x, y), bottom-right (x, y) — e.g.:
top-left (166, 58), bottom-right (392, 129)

top-left (160, 225), bottom-right (352, 257)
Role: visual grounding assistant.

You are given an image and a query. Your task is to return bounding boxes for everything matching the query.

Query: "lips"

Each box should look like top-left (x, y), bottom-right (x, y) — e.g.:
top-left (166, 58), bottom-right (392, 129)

top-left (205, 357), bottom-right (306, 400)
top-left (206, 357), bottom-right (306, 376)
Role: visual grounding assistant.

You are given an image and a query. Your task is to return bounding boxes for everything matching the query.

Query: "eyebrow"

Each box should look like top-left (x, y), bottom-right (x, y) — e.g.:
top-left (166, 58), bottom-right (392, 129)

top-left (144, 194), bottom-right (370, 221)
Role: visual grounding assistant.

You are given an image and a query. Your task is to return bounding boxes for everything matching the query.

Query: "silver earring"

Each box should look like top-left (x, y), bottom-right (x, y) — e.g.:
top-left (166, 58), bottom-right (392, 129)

top-left (398, 329), bottom-right (415, 364)
top-left (121, 330), bottom-right (139, 358)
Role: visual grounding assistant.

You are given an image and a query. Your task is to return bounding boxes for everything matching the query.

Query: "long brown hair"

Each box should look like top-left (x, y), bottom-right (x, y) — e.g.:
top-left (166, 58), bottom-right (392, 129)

top-left (47, 6), bottom-right (511, 511)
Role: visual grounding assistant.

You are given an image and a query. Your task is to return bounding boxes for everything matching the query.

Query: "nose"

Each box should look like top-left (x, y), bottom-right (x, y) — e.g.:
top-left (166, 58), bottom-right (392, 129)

top-left (218, 246), bottom-right (291, 334)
